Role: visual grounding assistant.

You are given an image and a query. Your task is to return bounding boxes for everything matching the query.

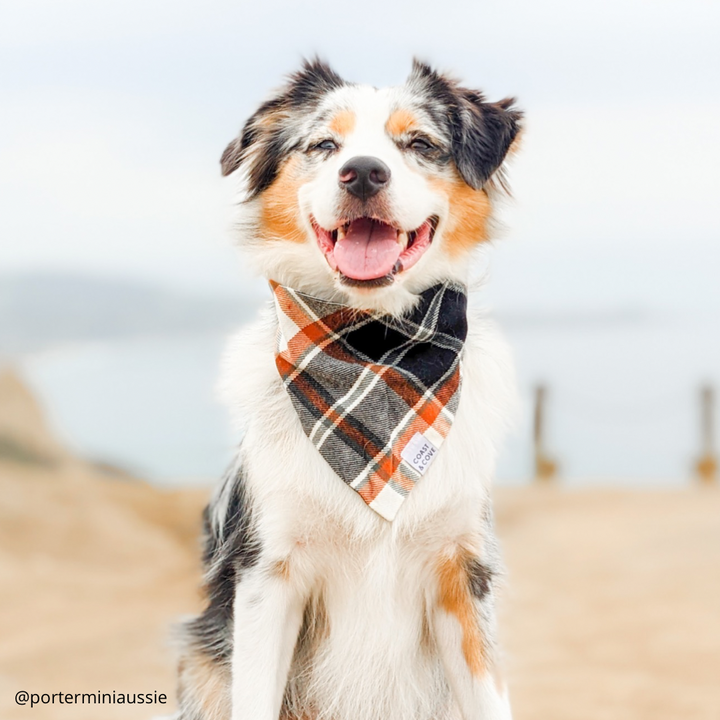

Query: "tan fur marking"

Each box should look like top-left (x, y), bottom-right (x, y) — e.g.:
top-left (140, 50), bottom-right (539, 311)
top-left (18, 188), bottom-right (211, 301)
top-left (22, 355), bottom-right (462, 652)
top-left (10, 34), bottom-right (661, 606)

top-left (430, 177), bottom-right (492, 255)
top-left (273, 558), bottom-right (291, 580)
top-left (506, 128), bottom-right (524, 158)
top-left (385, 108), bottom-right (419, 137)
top-left (257, 111), bottom-right (280, 128)
top-left (179, 650), bottom-right (231, 719)
top-left (328, 109), bottom-right (356, 137)
top-left (259, 156), bottom-right (306, 243)
top-left (437, 550), bottom-right (485, 676)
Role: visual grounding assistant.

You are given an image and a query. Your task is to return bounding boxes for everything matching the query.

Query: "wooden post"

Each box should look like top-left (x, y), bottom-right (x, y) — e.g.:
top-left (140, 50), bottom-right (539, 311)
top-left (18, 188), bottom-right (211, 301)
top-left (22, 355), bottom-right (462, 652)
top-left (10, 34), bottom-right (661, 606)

top-left (696, 385), bottom-right (717, 484)
top-left (533, 384), bottom-right (557, 482)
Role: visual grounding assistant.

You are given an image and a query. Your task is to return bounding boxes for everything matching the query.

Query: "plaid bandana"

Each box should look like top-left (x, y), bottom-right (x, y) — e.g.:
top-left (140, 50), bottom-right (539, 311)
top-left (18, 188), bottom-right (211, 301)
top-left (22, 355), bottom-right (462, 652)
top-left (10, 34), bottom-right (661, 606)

top-left (272, 280), bottom-right (467, 521)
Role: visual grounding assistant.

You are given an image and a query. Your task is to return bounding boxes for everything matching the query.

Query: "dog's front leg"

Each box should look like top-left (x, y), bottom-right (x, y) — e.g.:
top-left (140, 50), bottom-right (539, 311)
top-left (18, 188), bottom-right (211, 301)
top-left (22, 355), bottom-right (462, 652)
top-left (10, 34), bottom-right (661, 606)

top-left (231, 564), bottom-right (306, 720)
top-left (432, 548), bottom-right (512, 720)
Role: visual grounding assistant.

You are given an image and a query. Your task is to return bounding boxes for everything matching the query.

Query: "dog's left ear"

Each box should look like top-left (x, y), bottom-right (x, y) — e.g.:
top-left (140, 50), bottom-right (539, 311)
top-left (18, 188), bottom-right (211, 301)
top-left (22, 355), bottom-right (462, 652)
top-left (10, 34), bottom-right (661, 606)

top-left (451, 92), bottom-right (523, 189)
top-left (409, 60), bottom-right (523, 189)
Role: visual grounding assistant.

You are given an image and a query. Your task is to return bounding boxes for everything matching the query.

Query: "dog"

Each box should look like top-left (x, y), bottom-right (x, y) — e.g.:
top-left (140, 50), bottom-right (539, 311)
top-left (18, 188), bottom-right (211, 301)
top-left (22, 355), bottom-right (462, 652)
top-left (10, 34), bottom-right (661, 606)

top-left (174, 58), bottom-right (522, 720)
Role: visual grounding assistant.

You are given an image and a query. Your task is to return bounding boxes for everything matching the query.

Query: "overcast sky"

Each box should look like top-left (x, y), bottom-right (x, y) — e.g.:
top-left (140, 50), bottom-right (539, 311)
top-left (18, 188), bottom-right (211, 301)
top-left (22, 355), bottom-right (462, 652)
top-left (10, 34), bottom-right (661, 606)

top-left (2, 0), bottom-right (719, 313)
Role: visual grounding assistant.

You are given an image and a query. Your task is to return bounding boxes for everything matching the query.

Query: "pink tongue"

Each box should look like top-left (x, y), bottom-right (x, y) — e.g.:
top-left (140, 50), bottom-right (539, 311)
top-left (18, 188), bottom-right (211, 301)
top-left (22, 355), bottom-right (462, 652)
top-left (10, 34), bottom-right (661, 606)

top-left (334, 218), bottom-right (400, 280)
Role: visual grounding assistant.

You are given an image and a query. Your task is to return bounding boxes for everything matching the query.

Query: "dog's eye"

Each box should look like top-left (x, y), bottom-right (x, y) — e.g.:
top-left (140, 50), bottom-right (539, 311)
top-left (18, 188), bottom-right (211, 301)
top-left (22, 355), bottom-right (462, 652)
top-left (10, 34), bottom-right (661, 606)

top-left (409, 138), bottom-right (434, 152)
top-left (313, 139), bottom-right (339, 152)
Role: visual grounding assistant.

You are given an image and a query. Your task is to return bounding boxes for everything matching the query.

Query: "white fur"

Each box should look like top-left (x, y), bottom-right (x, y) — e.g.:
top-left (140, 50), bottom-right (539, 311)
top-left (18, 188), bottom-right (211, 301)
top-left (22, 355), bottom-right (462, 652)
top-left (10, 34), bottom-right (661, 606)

top-left (214, 81), bottom-right (518, 720)
top-left (217, 305), bottom-right (516, 720)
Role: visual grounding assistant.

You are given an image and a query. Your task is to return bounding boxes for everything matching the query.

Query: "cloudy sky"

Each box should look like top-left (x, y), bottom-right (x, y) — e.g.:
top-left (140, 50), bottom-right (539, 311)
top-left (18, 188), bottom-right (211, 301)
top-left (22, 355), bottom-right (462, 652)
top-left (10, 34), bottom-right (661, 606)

top-left (2, 0), bottom-right (719, 313)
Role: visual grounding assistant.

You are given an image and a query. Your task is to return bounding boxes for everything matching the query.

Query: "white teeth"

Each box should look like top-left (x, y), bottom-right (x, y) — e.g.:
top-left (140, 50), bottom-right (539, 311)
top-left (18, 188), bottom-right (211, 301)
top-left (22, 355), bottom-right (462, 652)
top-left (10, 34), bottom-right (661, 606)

top-left (398, 231), bottom-right (409, 251)
top-left (337, 225), bottom-right (346, 241)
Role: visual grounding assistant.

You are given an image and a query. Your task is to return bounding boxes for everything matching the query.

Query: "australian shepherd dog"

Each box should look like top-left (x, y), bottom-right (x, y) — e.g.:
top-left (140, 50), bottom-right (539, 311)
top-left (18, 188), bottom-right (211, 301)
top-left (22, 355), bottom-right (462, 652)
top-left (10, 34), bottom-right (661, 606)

top-left (174, 59), bottom-right (523, 720)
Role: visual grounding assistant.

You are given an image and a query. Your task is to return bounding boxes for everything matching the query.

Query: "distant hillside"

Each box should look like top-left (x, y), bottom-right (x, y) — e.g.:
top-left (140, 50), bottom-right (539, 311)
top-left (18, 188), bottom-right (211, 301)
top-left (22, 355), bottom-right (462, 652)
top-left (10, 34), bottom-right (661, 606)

top-left (0, 273), bottom-right (263, 355)
top-left (0, 366), bottom-right (68, 465)
top-left (0, 272), bottom-right (662, 356)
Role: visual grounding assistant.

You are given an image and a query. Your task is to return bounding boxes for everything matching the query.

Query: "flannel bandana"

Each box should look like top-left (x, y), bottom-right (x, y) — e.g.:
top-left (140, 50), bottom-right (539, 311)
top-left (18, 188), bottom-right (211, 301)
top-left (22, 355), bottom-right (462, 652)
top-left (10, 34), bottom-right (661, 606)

top-left (271, 280), bottom-right (467, 521)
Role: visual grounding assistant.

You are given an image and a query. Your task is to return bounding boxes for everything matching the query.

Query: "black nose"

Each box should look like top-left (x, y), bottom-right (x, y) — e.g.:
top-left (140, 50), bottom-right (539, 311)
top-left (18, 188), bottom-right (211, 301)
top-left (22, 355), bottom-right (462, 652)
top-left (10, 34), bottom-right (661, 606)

top-left (338, 156), bottom-right (391, 201)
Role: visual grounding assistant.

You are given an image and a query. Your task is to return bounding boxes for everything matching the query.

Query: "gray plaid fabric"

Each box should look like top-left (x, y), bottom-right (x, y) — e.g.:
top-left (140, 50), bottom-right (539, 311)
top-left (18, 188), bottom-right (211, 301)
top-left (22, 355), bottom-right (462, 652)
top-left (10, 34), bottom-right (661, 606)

top-left (272, 280), bottom-right (467, 521)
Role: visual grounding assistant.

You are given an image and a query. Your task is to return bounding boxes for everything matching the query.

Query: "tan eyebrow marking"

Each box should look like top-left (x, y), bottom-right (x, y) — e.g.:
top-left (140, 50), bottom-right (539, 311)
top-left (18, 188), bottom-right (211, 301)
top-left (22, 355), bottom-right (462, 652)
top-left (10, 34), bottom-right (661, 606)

top-left (328, 109), bottom-right (356, 136)
top-left (385, 108), bottom-right (419, 136)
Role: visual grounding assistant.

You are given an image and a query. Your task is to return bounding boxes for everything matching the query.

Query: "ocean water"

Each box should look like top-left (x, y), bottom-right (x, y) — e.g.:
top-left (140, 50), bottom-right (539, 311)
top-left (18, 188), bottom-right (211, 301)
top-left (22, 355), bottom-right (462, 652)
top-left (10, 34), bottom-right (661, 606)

top-left (502, 312), bottom-right (719, 486)
top-left (19, 313), bottom-right (720, 488)
top-left (22, 333), bottom-right (235, 485)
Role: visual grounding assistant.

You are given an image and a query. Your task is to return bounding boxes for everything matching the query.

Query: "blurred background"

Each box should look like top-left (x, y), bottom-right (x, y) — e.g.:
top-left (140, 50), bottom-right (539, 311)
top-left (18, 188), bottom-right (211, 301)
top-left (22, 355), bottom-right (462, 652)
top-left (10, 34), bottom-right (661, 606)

top-left (1, 1), bottom-right (719, 718)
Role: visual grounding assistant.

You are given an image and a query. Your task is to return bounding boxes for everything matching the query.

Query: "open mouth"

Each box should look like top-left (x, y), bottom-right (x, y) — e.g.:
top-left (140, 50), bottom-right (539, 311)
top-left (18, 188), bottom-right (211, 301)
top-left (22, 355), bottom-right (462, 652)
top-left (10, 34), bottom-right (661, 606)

top-left (312, 216), bottom-right (438, 288)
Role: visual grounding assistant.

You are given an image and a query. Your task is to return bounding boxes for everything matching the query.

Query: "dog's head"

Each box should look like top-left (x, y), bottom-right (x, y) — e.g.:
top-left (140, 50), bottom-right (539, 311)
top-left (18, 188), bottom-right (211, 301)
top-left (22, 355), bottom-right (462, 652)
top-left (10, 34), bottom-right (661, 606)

top-left (223, 59), bottom-right (522, 313)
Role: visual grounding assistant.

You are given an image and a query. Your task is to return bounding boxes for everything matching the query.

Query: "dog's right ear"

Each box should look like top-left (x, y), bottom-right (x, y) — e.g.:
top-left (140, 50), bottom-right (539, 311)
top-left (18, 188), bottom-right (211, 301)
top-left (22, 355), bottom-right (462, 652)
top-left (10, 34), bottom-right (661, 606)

top-left (220, 58), bottom-right (347, 197)
top-left (219, 96), bottom-right (285, 181)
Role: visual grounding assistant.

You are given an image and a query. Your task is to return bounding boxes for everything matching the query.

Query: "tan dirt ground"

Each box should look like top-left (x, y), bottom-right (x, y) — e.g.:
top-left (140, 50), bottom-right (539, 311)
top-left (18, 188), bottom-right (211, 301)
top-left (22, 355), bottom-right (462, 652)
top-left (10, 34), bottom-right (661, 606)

top-left (1, 371), bottom-right (719, 719)
top-left (3, 464), bottom-right (719, 720)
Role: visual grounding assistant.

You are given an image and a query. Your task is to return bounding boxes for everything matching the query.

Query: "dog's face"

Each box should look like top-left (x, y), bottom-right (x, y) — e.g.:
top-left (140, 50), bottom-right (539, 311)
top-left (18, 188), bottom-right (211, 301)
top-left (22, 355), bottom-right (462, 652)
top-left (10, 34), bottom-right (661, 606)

top-left (222, 59), bottom-right (522, 313)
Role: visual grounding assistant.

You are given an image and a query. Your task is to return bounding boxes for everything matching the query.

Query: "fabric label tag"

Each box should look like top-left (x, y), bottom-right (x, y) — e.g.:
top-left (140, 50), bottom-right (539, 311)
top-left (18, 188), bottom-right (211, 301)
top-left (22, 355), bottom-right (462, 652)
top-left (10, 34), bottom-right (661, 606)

top-left (401, 432), bottom-right (439, 476)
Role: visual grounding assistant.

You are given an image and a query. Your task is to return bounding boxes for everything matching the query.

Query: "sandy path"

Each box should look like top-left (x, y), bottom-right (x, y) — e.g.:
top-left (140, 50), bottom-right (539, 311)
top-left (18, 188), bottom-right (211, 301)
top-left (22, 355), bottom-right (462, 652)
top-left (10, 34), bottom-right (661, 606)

top-left (1, 462), bottom-right (719, 719)
top-left (497, 486), bottom-right (720, 720)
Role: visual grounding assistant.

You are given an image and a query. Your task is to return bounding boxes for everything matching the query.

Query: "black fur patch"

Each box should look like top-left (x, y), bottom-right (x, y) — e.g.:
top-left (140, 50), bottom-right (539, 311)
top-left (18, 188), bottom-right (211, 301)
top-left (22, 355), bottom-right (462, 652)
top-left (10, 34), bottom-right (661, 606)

top-left (465, 557), bottom-right (493, 600)
top-left (409, 59), bottom-right (523, 189)
top-left (220, 57), bottom-right (347, 194)
top-left (284, 57), bottom-right (346, 108)
top-left (182, 462), bottom-right (261, 662)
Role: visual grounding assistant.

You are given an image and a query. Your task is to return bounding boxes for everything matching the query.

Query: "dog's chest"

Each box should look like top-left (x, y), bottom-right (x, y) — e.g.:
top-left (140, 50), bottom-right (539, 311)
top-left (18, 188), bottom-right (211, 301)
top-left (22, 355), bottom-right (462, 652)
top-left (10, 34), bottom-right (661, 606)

top-left (220, 305), bottom-right (514, 543)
